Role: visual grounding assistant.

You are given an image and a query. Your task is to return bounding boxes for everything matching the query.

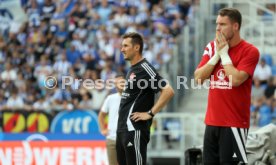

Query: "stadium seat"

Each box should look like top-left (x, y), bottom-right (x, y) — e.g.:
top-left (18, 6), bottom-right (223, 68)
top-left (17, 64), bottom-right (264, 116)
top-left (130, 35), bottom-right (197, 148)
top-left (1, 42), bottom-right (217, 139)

top-left (259, 105), bottom-right (271, 115)
top-left (258, 114), bottom-right (272, 127)
top-left (262, 54), bottom-right (273, 66)
top-left (250, 105), bottom-right (256, 112)
top-left (271, 65), bottom-right (276, 76)
top-left (272, 108), bottom-right (276, 118)
top-left (258, 105), bottom-right (272, 127)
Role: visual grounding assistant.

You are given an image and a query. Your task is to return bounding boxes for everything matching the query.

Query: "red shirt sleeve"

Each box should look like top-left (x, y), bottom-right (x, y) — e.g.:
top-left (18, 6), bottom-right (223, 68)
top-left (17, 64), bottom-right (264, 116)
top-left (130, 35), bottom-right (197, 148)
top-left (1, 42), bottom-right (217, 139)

top-left (196, 41), bottom-right (215, 69)
top-left (197, 55), bottom-right (210, 69)
top-left (236, 46), bottom-right (260, 77)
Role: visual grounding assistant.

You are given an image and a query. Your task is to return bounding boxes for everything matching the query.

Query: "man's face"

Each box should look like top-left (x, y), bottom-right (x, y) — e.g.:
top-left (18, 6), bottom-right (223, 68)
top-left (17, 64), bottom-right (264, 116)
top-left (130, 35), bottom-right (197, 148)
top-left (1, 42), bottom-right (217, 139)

top-left (115, 76), bottom-right (125, 93)
top-left (260, 60), bottom-right (266, 67)
top-left (121, 38), bottom-right (136, 61)
top-left (216, 15), bottom-right (238, 41)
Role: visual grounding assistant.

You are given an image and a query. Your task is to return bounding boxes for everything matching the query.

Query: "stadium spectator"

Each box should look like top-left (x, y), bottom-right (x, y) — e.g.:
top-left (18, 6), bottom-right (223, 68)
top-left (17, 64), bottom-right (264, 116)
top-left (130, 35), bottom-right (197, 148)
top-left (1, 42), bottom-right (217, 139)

top-left (89, 81), bottom-right (109, 113)
top-left (113, 6), bottom-right (128, 29)
top-left (6, 89), bottom-right (25, 110)
top-left (97, 0), bottom-right (112, 24)
top-left (24, 94), bottom-right (36, 111)
top-left (34, 56), bottom-right (53, 88)
top-left (78, 92), bottom-right (94, 110)
top-left (41, 0), bottom-right (56, 22)
top-left (22, 64), bottom-right (35, 80)
top-left (53, 52), bottom-right (72, 79)
top-left (264, 77), bottom-right (276, 99)
top-left (51, 85), bottom-right (72, 103)
top-left (33, 95), bottom-right (51, 112)
top-left (254, 58), bottom-right (272, 85)
top-left (14, 72), bottom-right (26, 89)
top-left (1, 63), bottom-right (17, 81)
top-left (0, 92), bottom-right (6, 111)
top-left (25, 0), bottom-right (41, 27)
top-left (251, 78), bottom-right (265, 125)
top-left (100, 58), bottom-right (116, 81)
top-left (165, 0), bottom-right (181, 23)
top-left (0, 80), bottom-right (16, 98)
top-left (251, 78), bottom-right (265, 107)
top-left (66, 43), bottom-right (81, 65)
top-left (54, 23), bottom-right (68, 48)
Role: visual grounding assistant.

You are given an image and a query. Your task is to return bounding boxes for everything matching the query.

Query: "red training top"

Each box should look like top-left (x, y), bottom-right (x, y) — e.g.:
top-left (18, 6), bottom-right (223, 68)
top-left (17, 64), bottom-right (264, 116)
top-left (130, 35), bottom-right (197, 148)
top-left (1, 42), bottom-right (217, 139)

top-left (197, 40), bottom-right (259, 128)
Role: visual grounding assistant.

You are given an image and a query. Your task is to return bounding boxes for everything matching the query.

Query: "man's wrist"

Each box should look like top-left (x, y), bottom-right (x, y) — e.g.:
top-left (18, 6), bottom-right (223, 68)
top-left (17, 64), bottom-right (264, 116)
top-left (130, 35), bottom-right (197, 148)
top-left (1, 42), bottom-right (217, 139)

top-left (147, 110), bottom-right (155, 118)
top-left (220, 52), bottom-right (232, 65)
top-left (219, 45), bottom-right (232, 65)
top-left (207, 52), bottom-right (220, 65)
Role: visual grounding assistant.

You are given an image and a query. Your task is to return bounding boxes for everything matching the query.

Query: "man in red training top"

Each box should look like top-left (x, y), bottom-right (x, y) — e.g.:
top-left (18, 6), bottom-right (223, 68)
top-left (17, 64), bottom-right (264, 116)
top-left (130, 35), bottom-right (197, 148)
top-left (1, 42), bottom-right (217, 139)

top-left (194, 8), bottom-right (260, 165)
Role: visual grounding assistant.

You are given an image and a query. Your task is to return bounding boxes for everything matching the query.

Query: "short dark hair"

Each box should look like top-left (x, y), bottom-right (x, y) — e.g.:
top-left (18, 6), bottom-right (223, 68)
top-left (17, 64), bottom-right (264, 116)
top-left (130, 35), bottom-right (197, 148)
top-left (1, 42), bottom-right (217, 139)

top-left (122, 32), bottom-right (144, 54)
top-left (115, 73), bottom-right (125, 79)
top-left (85, 92), bottom-right (92, 99)
top-left (218, 8), bottom-right (242, 30)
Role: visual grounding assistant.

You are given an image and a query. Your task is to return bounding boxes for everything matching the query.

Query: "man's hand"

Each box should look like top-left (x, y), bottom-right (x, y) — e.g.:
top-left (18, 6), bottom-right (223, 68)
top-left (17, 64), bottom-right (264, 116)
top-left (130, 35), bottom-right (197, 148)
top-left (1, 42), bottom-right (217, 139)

top-left (100, 129), bottom-right (108, 136)
top-left (216, 32), bottom-right (232, 65)
top-left (216, 31), bottom-right (228, 51)
top-left (131, 112), bottom-right (152, 122)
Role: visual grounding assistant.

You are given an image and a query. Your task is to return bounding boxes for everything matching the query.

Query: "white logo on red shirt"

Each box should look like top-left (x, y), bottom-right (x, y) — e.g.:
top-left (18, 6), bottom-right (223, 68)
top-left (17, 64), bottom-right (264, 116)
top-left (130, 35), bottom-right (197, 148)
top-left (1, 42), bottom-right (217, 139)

top-left (217, 69), bottom-right (226, 80)
top-left (210, 69), bottom-right (232, 89)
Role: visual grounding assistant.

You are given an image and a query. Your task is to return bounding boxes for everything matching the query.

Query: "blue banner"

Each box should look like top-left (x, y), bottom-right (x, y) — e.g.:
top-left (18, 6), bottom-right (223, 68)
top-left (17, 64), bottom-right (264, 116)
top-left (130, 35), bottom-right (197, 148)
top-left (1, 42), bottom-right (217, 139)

top-left (50, 110), bottom-right (100, 134)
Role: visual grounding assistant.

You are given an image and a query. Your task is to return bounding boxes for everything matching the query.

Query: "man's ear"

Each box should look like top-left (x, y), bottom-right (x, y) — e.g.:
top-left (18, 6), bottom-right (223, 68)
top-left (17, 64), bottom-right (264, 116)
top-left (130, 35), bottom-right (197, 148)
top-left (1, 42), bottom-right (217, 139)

top-left (134, 44), bottom-right (140, 52)
top-left (233, 22), bottom-right (239, 31)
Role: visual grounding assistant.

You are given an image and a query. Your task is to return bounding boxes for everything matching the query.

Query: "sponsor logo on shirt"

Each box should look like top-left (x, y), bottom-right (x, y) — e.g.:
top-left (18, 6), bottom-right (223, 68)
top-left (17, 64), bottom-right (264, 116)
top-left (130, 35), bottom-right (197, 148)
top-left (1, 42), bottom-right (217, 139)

top-left (129, 73), bottom-right (136, 80)
top-left (217, 69), bottom-right (226, 80)
top-left (127, 142), bottom-right (133, 147)
top-left (121, 92), bottom-right (130, 99)
top-left (210, 69), bottom-right (232, 89)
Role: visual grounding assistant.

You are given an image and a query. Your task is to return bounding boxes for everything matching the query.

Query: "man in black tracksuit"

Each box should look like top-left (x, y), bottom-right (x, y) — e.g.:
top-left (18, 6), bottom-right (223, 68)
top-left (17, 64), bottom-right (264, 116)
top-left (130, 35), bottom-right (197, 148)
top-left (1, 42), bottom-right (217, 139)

top-left (116, 32), bottom-right (175, 165)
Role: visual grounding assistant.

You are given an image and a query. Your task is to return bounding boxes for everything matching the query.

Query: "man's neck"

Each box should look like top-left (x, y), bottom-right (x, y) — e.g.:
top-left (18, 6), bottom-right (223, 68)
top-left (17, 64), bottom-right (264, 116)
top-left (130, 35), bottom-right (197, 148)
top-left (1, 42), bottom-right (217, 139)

top-left (229, 34), bottom-right (242, 48)
top-left (130, 55), bottom-right (144, 66)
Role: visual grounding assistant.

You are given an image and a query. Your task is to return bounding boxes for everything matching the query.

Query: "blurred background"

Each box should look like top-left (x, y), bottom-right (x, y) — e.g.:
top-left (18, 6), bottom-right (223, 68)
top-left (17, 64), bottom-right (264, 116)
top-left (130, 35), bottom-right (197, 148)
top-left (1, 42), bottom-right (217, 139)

top-left (0, 0), bottom-right (276, 164)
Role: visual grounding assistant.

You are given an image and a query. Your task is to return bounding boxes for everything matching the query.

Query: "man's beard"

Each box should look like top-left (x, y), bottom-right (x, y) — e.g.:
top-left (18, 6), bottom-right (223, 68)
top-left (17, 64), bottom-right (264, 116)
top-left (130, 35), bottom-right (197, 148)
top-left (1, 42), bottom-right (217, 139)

top-left (226, 31), bottom-right (234, 41)
top-left (124, 56), bottom-right (130, 61)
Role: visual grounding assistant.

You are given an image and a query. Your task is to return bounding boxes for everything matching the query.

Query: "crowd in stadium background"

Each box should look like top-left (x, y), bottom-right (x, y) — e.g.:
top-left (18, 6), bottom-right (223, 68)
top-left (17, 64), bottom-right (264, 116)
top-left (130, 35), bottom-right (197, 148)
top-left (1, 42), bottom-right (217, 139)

top-left (0, 0), bottom-right (276, 129)
top-left (0, 0), bottom-right (192, 113)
